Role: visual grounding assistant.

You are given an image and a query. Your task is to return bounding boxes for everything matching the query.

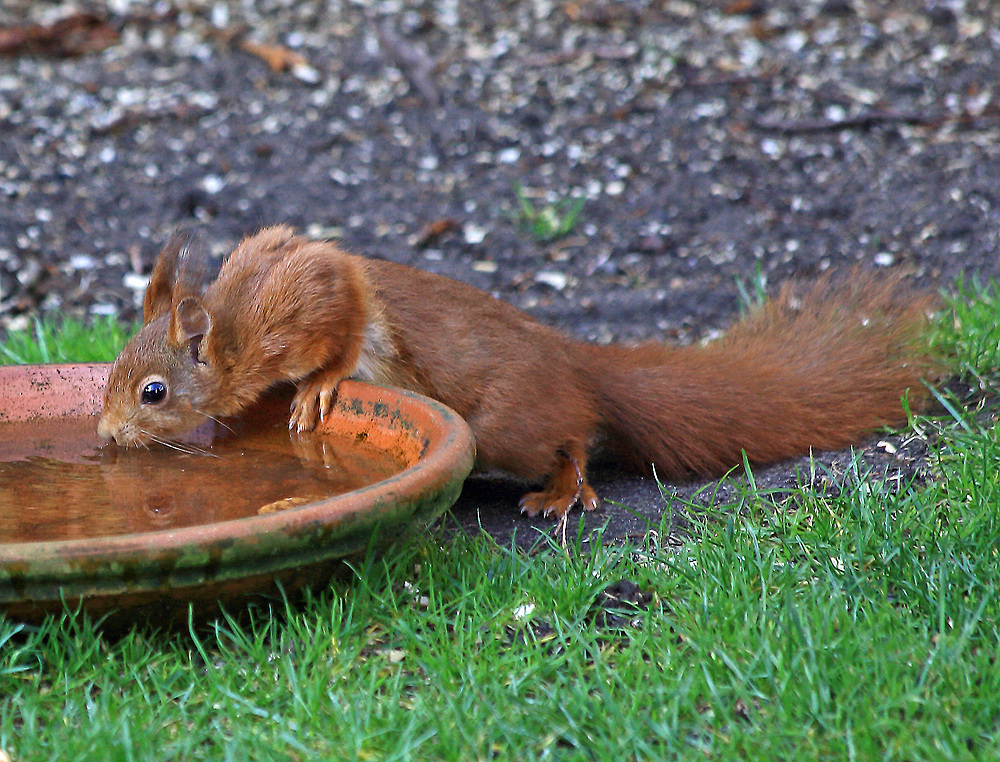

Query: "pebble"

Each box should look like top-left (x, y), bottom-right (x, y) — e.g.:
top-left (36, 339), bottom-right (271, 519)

top-left (535, 270), bottom-right (568, 291)
top-left (463, 224), bottom-right (487, 245)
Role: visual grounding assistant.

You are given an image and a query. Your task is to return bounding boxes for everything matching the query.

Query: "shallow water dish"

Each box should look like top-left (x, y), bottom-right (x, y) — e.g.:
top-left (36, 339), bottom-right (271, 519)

top-left (0, 364), bottom-right (475, 626)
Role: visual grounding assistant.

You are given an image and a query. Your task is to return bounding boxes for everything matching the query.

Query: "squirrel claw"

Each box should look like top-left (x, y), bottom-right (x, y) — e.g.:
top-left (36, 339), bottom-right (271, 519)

top-left (288, 403), bottom-right (314, 433)
top-left (289, 378), bottom-right (341, 433)
top-left (519, 483), bottom-right (599, 519)
top-left (318, 387), bottom-right (335, 421)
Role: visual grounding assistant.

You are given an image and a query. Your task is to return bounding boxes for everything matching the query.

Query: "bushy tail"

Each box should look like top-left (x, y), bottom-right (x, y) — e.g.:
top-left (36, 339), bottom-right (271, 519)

top-left (585, 272), bottom-right (940, 479)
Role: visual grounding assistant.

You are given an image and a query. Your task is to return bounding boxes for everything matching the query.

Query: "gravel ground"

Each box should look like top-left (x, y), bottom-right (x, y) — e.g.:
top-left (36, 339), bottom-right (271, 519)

top-left (2, 0), bottom-right (998, 544)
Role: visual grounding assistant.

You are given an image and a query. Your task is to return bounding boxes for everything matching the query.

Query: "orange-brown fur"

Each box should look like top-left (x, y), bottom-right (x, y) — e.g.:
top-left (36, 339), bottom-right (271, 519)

top-left (99, 225), bottom-right (939, 518)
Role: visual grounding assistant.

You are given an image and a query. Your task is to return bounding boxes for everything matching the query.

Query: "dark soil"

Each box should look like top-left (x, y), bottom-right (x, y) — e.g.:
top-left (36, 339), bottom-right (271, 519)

top-left (2, 0), bottom-right (998, 546)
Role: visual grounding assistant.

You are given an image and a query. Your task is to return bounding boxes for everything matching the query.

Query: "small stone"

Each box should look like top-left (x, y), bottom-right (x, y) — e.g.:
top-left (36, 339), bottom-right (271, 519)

top-left (535, 270), bottom-right (568, 290)
top-left (497, 147), bottom-right (520, 164)
top-left (761, 139), bottom-right (783, 158)
top-left (210, 3), bottom-right (229, 28)
top-left (512, 603), bottom-right (535, 620)
top-left (605, 180), bottom-right (625, 196)
top-left (463, 223), bottom-right (487, 245)
top-left (292, 63), bottom-right (321, 85)
top-left (69, 254), bottom-right (96, 270)
top-left (123, 272), bottom-right (150, 291)
top-left (200, 175), bottom-right (225, 194)
top-left (16, 259), bottom-right (41, 287)
top-left (2, 315), bottom-right (30, 333)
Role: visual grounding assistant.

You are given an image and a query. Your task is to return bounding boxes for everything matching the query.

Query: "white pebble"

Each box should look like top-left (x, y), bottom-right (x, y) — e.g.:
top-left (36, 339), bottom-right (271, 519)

top-left (200, 175), bottom-right (225, 194)
top-left (69, 254), bottom-right (95, 270)
top-left (512, 603), bottom-right (535, 620)
top-left (463, 223), bottom-right (487, 245)
top-left (292, 63), bottom-right (321, 85)
top-left (124, 272), bottom-right (150, 291)
top-left (535, 270), bottom-right (568, 290)
top-left (497, 147), bottom-right (520, 164)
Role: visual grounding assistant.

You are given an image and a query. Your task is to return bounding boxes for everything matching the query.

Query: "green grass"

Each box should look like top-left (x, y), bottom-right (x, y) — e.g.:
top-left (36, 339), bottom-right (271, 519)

top-left (932, 275), bottom-right (1000, 381)
top-left (3, 282), bottom-right (1000, 760)
top-left (0, 316), bottom-right (134, 365)
top-left (514, 185), bottom-right (586, 242)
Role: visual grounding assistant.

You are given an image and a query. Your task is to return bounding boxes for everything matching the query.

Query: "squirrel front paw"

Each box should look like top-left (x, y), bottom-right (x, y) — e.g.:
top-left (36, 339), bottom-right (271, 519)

top-left (289, 376), bottom-right (341, 432)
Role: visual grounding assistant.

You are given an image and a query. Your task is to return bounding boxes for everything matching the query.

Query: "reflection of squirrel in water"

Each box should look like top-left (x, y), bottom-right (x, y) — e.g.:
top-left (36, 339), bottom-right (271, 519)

top-left (98, 225), bottom-right (939, 518)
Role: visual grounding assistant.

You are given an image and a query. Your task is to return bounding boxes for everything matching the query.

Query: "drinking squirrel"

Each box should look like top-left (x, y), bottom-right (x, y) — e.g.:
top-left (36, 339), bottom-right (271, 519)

top-left (98, 225), bottom-right (939, 518)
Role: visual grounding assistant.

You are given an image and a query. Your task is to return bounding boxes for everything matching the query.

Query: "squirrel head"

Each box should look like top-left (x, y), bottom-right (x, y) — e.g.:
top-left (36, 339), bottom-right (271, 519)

top-left (98, 232), bottom-right (221, 447)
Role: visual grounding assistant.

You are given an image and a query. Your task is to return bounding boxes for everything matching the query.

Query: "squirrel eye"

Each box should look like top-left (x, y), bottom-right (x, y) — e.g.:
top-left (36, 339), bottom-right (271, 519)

top-left (140, 380), bottom-right (167, 405)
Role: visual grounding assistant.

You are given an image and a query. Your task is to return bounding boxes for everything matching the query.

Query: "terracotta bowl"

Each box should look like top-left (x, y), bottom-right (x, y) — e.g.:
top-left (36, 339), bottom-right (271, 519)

top-left (0, 364), bottom-right (475, 628)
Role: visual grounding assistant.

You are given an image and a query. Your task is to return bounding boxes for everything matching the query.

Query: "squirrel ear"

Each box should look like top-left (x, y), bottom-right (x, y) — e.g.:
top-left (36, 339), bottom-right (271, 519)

top-left (144, 230), bottom-right (208, 324)
top-left (171, 296), bottom-right (212, 364)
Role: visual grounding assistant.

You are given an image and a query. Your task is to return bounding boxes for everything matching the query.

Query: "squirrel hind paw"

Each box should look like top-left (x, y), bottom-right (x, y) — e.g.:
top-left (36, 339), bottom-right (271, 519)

top-left (518, 482), bottom-right (599, 519)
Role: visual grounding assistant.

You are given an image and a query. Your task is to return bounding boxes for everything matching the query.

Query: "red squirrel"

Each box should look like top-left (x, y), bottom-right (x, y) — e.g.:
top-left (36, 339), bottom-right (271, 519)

top-left (98, 225), bottom-right (938, 518)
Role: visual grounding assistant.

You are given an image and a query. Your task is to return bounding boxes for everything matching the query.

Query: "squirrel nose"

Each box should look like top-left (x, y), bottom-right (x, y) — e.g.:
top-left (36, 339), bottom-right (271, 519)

top-left (96, 415), bottom-right (116, 443)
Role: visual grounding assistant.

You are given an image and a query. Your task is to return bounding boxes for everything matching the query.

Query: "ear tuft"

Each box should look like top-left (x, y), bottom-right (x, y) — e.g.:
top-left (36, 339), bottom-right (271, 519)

top-left (143, 229), bottom-right (209, 324)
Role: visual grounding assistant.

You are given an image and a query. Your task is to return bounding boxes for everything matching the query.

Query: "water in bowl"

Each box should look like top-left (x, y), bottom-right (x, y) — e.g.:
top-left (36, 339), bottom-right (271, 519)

top-left (0, 400), bottom-right (407, 543)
